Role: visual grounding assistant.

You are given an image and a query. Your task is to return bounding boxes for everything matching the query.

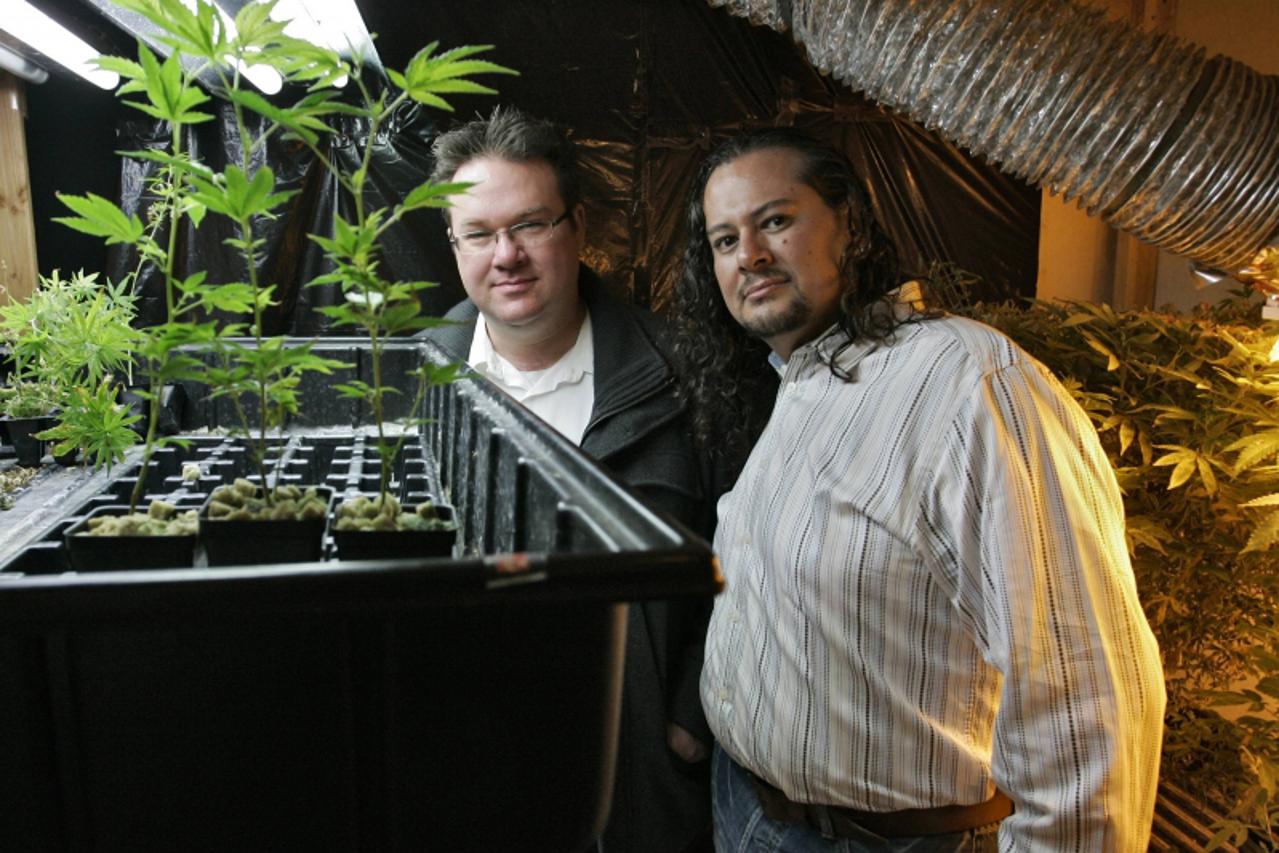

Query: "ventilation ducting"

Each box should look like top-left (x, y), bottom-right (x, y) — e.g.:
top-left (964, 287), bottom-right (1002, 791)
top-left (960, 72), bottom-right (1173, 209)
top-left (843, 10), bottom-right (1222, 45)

top-left (710, 0), bottom-right (1279, 274)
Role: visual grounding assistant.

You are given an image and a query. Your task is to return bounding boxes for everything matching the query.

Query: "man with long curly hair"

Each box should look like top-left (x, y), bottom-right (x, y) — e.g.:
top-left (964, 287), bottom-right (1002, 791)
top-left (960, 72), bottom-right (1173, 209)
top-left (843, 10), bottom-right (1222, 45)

top-left (670, 129), bottom-right (1165, 851)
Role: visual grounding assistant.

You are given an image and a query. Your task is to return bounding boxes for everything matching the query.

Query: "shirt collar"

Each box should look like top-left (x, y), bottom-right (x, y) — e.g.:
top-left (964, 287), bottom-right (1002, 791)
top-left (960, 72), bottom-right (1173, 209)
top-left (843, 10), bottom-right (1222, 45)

top-left (767, 281), bottom-right (925, 376)
top-left (468, 312), bottom-right (500, 373)
top-left (469, 311), bottom-right (594, 390)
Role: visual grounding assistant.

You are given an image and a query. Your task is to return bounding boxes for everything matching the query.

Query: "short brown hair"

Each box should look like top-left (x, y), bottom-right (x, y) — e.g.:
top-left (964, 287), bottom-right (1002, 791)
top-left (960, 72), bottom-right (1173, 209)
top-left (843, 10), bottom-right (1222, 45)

top-left (430, 106), bottom-right (582, 224)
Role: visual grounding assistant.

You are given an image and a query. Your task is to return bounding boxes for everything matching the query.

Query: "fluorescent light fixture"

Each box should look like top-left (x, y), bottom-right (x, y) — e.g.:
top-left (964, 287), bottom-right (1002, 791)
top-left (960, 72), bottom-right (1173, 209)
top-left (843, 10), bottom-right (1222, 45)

top-left (0, 42), bottom-right (50, 85)
top-left (270, 0), bottom-right (328, 48)
top-left (268, 0), bottom-right (377, 86)
top-left (178, 0), bottom-right (283, 95)
top-left (273, 0), bottom-right (371, 59)
top-left (268, 0), bottom-right (348, 86)
top-left (233, 56), bottom-right (283, 96)
top-left (1, 1), bottom-right (118, 89)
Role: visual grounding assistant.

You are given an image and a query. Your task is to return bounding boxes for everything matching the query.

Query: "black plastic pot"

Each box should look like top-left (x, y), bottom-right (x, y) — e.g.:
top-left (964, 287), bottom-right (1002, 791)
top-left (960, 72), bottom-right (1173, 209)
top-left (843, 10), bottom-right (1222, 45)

top-left (53, 447), bottom-right (80, 467)
top-left (200, 486), bottom-right (332, 566)
top-left (3, 415), bottom-right (55, 467)
top-left (64, 505), bottom-right (198, 572)
top-left (122, 383), bottom-right (187, 437)
top-left (331, 500), bottom-right (457, 561)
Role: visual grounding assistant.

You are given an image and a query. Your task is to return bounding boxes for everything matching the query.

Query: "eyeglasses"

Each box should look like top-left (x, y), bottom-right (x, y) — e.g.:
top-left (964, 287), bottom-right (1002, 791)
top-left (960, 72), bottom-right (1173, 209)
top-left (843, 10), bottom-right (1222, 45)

top-left (448, 211), bottom-right (571, 255)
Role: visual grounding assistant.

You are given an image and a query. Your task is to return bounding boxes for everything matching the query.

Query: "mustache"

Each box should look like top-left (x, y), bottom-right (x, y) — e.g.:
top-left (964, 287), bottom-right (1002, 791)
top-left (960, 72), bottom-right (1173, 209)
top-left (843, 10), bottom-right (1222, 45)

top-left (739, 269), bottom-right (790, 298)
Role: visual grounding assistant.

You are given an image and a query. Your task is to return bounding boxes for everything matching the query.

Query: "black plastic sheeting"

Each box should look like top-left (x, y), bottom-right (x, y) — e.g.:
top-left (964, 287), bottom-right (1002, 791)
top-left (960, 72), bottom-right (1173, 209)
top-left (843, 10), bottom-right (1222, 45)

top-left (111, 102), bottom-right (456, 333)
top-left (106, 0), bottom-right (1038, 333)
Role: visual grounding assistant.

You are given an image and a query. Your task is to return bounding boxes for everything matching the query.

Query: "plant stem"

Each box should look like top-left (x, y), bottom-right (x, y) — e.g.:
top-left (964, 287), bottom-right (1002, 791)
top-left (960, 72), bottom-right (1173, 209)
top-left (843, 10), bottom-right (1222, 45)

top-left (129, 151), bottom-right (187, 514)
top-left (220, 61), bottom-right (278, 499)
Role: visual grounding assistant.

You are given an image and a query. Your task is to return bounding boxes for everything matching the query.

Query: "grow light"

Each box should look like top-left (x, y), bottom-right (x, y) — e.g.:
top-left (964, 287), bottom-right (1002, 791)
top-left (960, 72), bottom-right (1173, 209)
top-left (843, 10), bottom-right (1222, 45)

top-left (179, 0), bottom-right (282, 95)
top-left (268, 0), bottom-right (372, 64)
top-left (267, 0), bottom-right (349, 87)
top-left (2, 1), bottom-right (119, 89)
top-left (0, 42), bottom-right (49, 85)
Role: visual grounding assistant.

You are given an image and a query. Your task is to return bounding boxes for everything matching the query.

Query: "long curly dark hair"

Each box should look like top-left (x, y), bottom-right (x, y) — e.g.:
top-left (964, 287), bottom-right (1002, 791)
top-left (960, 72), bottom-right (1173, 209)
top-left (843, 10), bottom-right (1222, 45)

top-left (670, 128), bottom-right (909, 456)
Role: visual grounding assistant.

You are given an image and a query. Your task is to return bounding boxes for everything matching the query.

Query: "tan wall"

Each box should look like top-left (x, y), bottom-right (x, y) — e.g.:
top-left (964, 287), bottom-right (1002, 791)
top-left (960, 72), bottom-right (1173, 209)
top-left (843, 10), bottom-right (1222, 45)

top-left (1037, 199), bottom-right (1116, 304)
top-left (1036, 0), bottom-right (1279, 310)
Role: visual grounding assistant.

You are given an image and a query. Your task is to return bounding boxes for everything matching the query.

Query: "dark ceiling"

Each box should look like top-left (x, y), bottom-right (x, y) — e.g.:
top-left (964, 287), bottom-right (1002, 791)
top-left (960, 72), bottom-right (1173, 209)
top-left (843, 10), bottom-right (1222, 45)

top-left (20, 0), bottom-right (1040, 311)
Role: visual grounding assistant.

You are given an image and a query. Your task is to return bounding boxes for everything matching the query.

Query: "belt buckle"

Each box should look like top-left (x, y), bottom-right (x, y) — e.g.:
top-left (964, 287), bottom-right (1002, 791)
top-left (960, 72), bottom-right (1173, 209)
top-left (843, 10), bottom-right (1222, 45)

top-left (814, 804), bottom-right (890, 845)
top-left (809, 803), bottom-right (837, 840)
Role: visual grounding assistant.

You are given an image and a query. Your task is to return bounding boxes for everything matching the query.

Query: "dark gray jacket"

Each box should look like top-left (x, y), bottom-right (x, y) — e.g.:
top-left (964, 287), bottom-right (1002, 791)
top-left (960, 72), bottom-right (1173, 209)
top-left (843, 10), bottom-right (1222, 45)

top-left (425, 269), bottom-right (716, 853)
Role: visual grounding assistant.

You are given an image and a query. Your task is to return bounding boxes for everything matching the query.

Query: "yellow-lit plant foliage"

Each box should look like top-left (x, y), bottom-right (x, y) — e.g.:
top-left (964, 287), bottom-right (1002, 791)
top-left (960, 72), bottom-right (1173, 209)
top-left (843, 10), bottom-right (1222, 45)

top-left (936, 267), bottom-right (1279, 849)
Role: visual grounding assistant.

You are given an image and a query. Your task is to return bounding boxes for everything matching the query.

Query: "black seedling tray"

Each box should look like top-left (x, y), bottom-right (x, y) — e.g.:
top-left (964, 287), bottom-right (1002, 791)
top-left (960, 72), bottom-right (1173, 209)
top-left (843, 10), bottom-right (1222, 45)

top-left (0, 340), bottom-right (718, 853)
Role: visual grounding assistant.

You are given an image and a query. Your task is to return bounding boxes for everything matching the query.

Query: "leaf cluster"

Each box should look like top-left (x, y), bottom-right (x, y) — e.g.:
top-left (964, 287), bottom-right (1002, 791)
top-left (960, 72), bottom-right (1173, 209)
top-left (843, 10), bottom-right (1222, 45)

top-left (0, 381), bottom-right (60, 419)
top-left (0, 271), bottom-right (142, 468)
top-left (35, 379), bottom-right (142, 472)
top-left (0, 269), bottom-right (138, 390)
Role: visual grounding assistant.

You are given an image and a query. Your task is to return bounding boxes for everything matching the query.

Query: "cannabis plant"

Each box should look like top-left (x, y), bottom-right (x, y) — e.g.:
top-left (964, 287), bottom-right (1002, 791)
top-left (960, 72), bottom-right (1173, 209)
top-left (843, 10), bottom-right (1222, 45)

top-left (56, 36), bottom-right (230, 505)
top-left (58, 0), bottom-right (510, 516)
top-left (304, 44), bottom-right (507, 513)
top-left (0, 270), bottom-right (140, 468)
top-left (56, 0), bottom-right (339, 504)
top-left (83, 0), bottom-right (353, 501)
top-left (37, 379), bottom-right (143, 471)
top-left (0, 381), bottom-right (58, 420)
top-left (0, 270), bottom-right (138, 394)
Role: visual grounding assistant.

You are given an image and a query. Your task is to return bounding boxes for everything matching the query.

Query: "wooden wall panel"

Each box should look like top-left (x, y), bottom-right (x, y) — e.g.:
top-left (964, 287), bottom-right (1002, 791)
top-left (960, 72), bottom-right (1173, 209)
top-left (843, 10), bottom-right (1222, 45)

top-left (0, 71), bottom-right (38, 305)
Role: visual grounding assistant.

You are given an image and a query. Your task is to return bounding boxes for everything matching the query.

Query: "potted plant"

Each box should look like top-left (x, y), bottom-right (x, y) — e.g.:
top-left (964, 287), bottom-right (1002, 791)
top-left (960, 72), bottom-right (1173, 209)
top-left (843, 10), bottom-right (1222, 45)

top-left (0, 268), bottom-right (186, 565)
top-left (300, 46), bottom-right (508, 557)
top-left (0, 381), bottom-right (59, 466)
top-left (38, 378), bottom-right (143, 471)
top-left (51, 5), bottom-right (299, 560)
top-left (54, 0), bottom-right (346, 563)
top-left (0, 269), bottom-right (140, 467)
top-left (121, 0), bottom-right (350, 563)
top-left (54, 0), bottom-right (509, 564)
top-left (175, 0), bottom-right (506, 561)
top-left (65, 496), bottom-right (200, 571)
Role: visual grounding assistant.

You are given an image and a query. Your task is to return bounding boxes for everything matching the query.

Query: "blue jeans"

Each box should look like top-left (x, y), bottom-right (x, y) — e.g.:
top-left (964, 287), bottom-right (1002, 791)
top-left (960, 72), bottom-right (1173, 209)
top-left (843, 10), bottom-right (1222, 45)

top-left (711, 745), bottom-right (1000, 853)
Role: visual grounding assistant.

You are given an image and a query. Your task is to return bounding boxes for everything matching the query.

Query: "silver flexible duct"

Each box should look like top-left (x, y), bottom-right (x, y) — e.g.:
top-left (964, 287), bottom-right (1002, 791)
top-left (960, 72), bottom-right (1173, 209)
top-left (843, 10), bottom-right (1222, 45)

top-left (709, 0), bottom-right (1279, 274)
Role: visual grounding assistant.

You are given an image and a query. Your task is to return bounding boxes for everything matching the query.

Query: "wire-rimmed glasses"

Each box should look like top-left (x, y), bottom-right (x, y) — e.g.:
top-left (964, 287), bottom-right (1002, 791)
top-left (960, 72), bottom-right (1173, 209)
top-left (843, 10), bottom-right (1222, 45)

top-left (448, 211), bottom-right (570, 255)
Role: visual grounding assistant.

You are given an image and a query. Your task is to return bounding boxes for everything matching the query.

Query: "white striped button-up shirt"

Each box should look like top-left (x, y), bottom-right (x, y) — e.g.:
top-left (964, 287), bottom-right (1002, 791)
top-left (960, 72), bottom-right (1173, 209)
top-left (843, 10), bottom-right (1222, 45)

top-left (701, 315), bottom-right (1165, 851)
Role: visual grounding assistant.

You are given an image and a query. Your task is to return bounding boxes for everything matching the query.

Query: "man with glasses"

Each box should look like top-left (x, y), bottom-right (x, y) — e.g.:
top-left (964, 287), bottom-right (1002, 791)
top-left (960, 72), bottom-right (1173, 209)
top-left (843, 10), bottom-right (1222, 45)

top-left (424, 106), bottom-right (715, 853)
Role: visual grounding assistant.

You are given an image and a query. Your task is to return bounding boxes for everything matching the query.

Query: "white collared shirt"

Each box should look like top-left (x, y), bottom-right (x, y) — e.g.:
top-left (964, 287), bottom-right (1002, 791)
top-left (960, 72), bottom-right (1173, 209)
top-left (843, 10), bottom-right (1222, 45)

top-left (702, 314), bottom-right (1165, 850)
top-left (468, 312), bottom-right (595, 445)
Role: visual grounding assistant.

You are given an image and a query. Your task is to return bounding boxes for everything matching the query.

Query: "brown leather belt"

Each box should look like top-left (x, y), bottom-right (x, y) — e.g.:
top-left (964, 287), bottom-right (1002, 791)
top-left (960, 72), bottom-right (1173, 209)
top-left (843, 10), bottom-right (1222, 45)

top-left (748, 772), bottom-right (1013, 839)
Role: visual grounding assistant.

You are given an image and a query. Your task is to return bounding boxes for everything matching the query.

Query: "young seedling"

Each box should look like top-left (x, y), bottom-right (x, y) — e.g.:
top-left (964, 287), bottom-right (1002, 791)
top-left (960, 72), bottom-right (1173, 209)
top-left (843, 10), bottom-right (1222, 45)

top-left (304, 43), bottom-right (511, 518)
top-left (55, 0), bottom-right (512, 532)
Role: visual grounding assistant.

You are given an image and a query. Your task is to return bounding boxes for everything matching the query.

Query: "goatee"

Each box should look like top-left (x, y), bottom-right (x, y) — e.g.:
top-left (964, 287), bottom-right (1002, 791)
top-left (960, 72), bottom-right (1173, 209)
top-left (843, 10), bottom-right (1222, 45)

top-left (741, 289), bottom-right (812, 341)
